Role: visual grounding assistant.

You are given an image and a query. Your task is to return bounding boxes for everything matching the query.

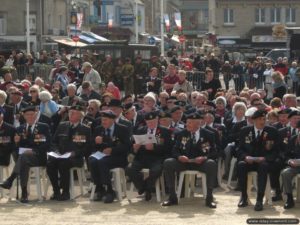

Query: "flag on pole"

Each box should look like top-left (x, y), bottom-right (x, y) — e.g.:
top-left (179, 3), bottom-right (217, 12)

top-left (174, 12), bottom-right (182, 31)
top-left (108, 14), bottom-right (113, 28)
top-left (76, 13), bottom-right (83, 29)
top-left (164, 14), bottom-right (170, 32)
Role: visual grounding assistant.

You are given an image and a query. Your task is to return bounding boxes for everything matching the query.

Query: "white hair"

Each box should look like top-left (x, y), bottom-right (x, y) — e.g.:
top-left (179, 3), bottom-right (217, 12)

top-left (0, 90), bottom-right (7, 103)
top-left (232, 102), bottom-right (247, 114)
top-left (88, 99), bottom-right (101, 109)
top-left (67, 83), bottom-right (77, 91)
top-left (39, 91), bottom-right (52, 102)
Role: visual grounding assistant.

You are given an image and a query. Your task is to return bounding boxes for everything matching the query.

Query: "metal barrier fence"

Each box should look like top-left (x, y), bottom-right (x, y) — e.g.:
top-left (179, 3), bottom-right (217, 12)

top-left (10, 64), bottom-right (53, 82)
top-left (186, 71), bottom-right (205, 90)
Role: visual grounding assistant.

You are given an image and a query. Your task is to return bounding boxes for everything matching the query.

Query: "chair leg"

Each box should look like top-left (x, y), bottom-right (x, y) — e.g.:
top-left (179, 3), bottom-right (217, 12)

top-left (35, 168), bottom-right (43, 201)
top-left (70, 170), bottom-right (75, 200)
top-left (114, 170), bottom-right (123, 201)
top-left (201, 174), bottom-right (207, 199)
top-left (0, 168), bottom-right (3, 198)
top-left (155, 178), bottom-right (161, 202)
top-left (90, 184), bottom-right (96, 201)
top-left (121, 170), bottom-right (127, 198)
top-left (78, 169), bottom-right (84, 196)
top-left (160, 175), bottom-right (165, 197)
top-left (297, 176), bottom-right (300, 203)
top-left (265, 175), bottom-right (272, 205)
top-left (44, 177), bottom-right (50, 199)
top-left (227, 158), bottom-right (237, 187)
top-left (177, 173), bottom-right (185, 201)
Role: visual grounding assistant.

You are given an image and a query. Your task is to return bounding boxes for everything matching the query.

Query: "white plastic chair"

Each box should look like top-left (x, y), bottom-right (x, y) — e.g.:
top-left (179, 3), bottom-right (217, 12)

top-left (27, 167), bottom-right (47, 201)
top-left (0, 166), bottom-right (11, 198)
top-left (247, 171), bottom-right (272, 205)
top-left (90, 167), bottom-right (127, 201)
top-left (127, 168), bottom-right (165, 202)
top-left (176, 170), bottom-right (207, 202)
top-left (296, 174), bottom-right (300, 202)
top-left (227, 157), bottom-right (237, 188)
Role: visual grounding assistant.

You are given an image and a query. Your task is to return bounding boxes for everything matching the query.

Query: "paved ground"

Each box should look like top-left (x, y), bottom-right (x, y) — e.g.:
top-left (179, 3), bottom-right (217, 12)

top-left (0, 184), bottom-right (299, 225)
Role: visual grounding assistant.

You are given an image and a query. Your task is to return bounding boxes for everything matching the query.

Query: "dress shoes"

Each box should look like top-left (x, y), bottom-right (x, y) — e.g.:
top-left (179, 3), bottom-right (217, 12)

top-left (50, 193), bottom-right (61, 201)
top-left (272, 193), bottom-right (283, 202)
top-left (93, 191), bottom-right (105, 201)
top-left (102, 192), bottom-right (115, 204)
top-left (161, 197), bottom-right (178, 206)
top-left (145, 191), bottom-right (152, 201)
top-left (20, 192), bottom-right (28, 203)
top-left (0, 180), bottom-right (13, 189)
top-left (205, 197), bottom-right (217, 208)
top-left (284, 195), bottom-right (295, 209)
top-left (238, 197), bottom-right (248, 207)
top-left (59, 192), bottom-right (70, 201)
top-left (254, 201), bottom-right (263, 211)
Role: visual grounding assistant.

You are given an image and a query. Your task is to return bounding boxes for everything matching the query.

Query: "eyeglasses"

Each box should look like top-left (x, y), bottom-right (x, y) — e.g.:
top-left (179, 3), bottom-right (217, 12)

top-left (30, 90), bottom-right (37, 93)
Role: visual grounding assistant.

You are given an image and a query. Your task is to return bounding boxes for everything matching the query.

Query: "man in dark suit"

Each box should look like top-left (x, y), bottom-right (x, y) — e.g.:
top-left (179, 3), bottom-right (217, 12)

top-left (237, 109), bottom-right (280, 211)
top-left (274, 110), bottom-right (300, 201)
top-left (10, 89), bottom-right (29, 127)
top-left (89, 110), bottom-right (131, 203)
top-left (108, 99), bottom-right (132, 129)
top-left (0, 106), bottom-right (51, 203)
top-left (273, 108), bottom-right (292, 130)
top-left (281, 120), bottom-right (300, 209)
top-left (0, 107), bottom-right (16, 166)
top-left (162, 112), bottom-right (218, 208)
top-left (46, 105), bottom-right (91, 201)
top-left (145, 67), bottom-right (161, 94)
top-left (126, 111), bottom-right (171, 201)
top-left (122, 103), bottom-right (144, 133)
top-left (170, 106), bottom-right (185, 130)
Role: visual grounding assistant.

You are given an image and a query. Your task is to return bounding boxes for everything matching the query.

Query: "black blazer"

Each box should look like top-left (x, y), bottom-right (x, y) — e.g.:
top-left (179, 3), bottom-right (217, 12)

top-left (133, 125), bottom-right (172, 161)
top-left (93, 123), bottom-right (131, 161)
top-left (3, 104), bottom-right (14, 125)
top-left (238, 125), bottom-right (280, 162)
top-left (286, 135), bottom-right (300, 164)
top-left (16, 122), bottom-right (51, 165)
top-left (51, 121), bottom-right (91, 159)
top-left (0, 122), bottom-right (16, 166)
top-left (172, 128), bottom-right (217, 160)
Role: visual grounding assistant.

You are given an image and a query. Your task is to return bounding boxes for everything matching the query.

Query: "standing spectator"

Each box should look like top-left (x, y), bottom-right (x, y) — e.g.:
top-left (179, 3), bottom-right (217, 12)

top-left (208, 53), bottom-right (221, 79)
top-left (272, 71), bottom-right (287, 99)
top-left (100, 55), bottom-right (114, 84)
top-left (274, 57), bottom-right (288, 78)
top-left (163, 64), bottom-right (179, 95)
top-left (200, 68), bottom-right (221, 100)
top-left (221, 61), bottom-right (232, 90)
top-left (134, 56), bottom-right (148, 95)
top-left (56, 66), bottom-right (70, 94)
top-left (288, 61), bottom-right (300, 94)
top-left (113, 58), bottom-right (124, 91)
top-left (82, 62), bottom-right (102, 92)
top-left (263, 63), bottom-right (274, 100)
top-left (122, 58), bottom-right (135, 96)
top-left (232, 60), bottom-right (244, 93)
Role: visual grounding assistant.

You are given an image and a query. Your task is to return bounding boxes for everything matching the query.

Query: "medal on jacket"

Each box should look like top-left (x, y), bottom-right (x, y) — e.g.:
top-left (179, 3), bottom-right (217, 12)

top-left (181, 137), bottom-right (187, 150)
top-left (245, 132), bottom-right (252, 144)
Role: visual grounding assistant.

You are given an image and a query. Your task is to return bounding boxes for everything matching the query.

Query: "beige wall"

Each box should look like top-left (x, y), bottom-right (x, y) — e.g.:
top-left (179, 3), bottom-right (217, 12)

top-left (213, 0), bottom-right (300, 38)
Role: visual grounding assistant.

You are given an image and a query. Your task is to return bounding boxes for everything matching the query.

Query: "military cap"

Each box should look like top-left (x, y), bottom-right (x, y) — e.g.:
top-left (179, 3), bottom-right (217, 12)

top-left (22, 105), bottom-right (37, 113)
top-left (251, 109), bottom-right (267, 119)
top-left (159, 111), bottom-right (171, 119)
top-left (100, 110), bottom-right (117, 119)
top-left (123, 103), bottom-right (135, 113)
top-left (70, 104), bottom-right (84, 111)
top-left (170, 106), bottom-right (181, 113)
top-left (186, 112), bottom-right (204, 120)
top-left (144, 111), bottom-right (158, 120)
top-left (288, 110), bottom-right (300, 119)
top-left (137, 94), bottom-right (145, 99)
top-left (278, 108), bottom-right (293, 115)
top-left (108, 99), bottom-right (123, 108)
top-left (174, 100), bottom-right (187, 107)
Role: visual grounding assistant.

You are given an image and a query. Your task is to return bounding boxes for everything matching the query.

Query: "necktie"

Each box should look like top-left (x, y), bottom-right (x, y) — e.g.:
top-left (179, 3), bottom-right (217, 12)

top-left (191, 132), bottom-right (196, 144)
top-left (27, 125), bottom-right (32, 137)
top-left (15, 105), bottom-right (19, 114)
top-left (292, 128), bottom-right (296, 136)
top-left (150, 129), bottom-right (154, 134)
top-left (106, 128), bottom-right (111, 137)
top-left (256, 130), bottom-right (261, 139)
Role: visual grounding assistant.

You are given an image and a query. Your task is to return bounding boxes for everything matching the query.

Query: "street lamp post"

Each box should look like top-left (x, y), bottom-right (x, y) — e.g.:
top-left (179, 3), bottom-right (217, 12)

top-left (160, 0), bottom-right (164, 56)
top-left (135, 0), bottom-right (139, 44)
top-left (26, 0), bottom-right (30, 54)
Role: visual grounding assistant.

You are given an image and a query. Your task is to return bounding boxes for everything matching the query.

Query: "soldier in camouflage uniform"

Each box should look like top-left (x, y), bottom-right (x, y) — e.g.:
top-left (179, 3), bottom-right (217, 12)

top-left (100, 55), bottom-right (114, 84)
top-left (122, 58), bottom-right (135, 96)
top-left (134, 56), bottom-right (148, 95)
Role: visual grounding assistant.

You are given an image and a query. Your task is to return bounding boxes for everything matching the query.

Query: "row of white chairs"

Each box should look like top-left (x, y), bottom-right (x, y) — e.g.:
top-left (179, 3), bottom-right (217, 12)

top-left (1, 164), bottom-right (300, 204)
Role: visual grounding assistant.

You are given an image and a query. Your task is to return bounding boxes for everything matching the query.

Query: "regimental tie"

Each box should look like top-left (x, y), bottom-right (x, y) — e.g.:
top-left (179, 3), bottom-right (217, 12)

top-left (256, 130), bottom-right (261, 139)
top-left (191, 132), bottom-right (196, 144)
top-left (27, 125), bottom-right (32, 138)
top-left (150, 129), bottom-right (154, 134)
top-left (292, 128), bottom-right (297, 136)
top-left (106, 128), bottom-right (111, 138)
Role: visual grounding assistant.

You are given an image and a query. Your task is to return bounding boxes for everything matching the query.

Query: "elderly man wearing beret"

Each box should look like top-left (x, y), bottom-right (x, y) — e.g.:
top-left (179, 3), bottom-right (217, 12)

top-left (237, 109), bottom-right (280, 211)
top-left (162, 112), bottom-right (218, 208)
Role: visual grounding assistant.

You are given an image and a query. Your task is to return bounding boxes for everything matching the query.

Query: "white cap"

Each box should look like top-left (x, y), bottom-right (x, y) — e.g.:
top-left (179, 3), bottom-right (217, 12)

top-left (82, 62), bottom-right (92, 69)
top-left (245, 107), bottom-right (258, 117)
top-left (144, 92), bottom-right (156, 102)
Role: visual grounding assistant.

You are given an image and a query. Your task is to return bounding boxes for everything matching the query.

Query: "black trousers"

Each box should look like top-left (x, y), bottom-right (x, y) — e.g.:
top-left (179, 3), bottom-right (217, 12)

top-left (46, 156), bottom-right (83, 193)
top-left (268, 160), bottom-right (284, 192)
top-left (126, 159), bottom-right (163, 191)
top-left (237, 161), bottom-right (269, 200)
top-left (89, 156), bottom-right (127, 188)
top-left (163, 158), bottom-right (217, 198)
top-left (13, 153), bottom-right (44, 188)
